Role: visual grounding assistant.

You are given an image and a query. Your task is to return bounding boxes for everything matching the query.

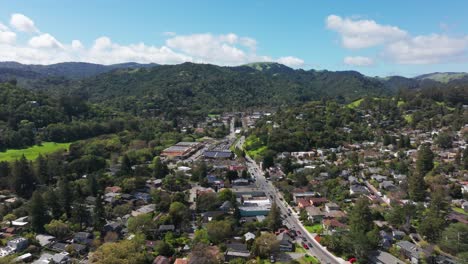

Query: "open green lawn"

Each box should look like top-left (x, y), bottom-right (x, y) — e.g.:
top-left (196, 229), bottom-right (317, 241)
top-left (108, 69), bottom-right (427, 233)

top-left (297, 254), bottom-right (320, 264)
top-left (243, 135), bottom-right (267, 159)
top-left (452, 206), bottom-right (468, 216)
top-left (0, 142), bottom-right (71, 161)
top-left (305, 224), bottom-right (323, 234)
top-left (346, 98), bottom-right (364, 109)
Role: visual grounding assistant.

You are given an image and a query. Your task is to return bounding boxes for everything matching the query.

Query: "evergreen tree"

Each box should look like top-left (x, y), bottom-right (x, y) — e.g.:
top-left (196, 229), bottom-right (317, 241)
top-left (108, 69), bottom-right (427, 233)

top-left (58, 179), bottom-right (73, 218)
top-left (72, 199), bottom-right (90, 230)
top-left (44, 189), bottom-right (62, 219)
top-left (93, 194), bottom-right (106, 231)
top-left (11, 155), bottom-right (35, 198)
top-left (416, 144), bottom-right (434, 176)
top-left (262, 152), bottom-right (274, 170)
top-left (121, 154), bottom-right (132, 174)
top-left (35, 154), bottom-right (49, 185)
top-left (266, 201), bottom-right (282, 231)
top-left (88, 174), bottom-right (99, 197)
top-left (347, 198), bottom-right (378, 260)
top-left (418, 187), bottom-right (448, 242)
top-left (408, 171), bottom-right (426, 202)
top-left (30, 191), bottom-right (48, 232)
top-left (152, 156), bottom-right (167, 179)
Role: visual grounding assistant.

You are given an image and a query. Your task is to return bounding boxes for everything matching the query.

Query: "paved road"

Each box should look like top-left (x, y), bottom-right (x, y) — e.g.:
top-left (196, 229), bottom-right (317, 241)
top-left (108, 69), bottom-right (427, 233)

top-left (244, 154), bottom-right (345, 264)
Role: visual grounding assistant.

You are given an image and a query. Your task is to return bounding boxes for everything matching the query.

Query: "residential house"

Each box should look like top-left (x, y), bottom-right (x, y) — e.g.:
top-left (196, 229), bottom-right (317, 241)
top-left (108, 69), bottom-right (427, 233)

top-left (33, 252), bottom-right (71, 264)
top-left (396, 241), bottom-right (424, 264)
top-left (324, 202), bottom-right (340, 212)
top-left (297, 198), bottom-right (311, 208)
top-left (153, 255), bottom-right (171, 264)
top-left (224, 243), bottom-right (251, 262)
top-left (322, 219), bottom-right (347, 234)
top-left (380, 181), bottom-right (397, 191)
top-left (174, 258), bottom-right (189, 264)
top-left (349, 184), bottom-right (369, 196)
top-left (73, 232), bottom-right (93, 245)
top-left (309, 197), bottom-right (328, 206)
top-left (7, 237), bottom-right (28, 252)
top-left (277, 232), bottom-right (294, 252)
top-left (103, 221), bottom-right (123, 236)
top-left (305, 206), bottom-right (325, 223)
top-left (36, 234), bottom-right (56, 247)
top-left (392, 230), bottom-right (405, 240)
top-left (244, 232), bottom-right (256, 242)
top-left (369, 250), bottom-right (405, 264)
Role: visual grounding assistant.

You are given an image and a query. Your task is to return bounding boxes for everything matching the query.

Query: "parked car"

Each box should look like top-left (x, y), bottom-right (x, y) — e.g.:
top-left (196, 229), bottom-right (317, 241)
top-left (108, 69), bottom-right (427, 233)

top-left (302, 243), bottom-right (309, 250)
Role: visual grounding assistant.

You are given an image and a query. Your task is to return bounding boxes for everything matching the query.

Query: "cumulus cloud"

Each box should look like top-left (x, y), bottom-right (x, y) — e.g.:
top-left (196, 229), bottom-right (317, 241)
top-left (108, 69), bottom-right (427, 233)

top-left (71, 40), bottom-right (84, 50)
top-left (165, 33), bottom-right (303, 66)
top-left (0, 13), bottom-right (305, 67)
top-left (276, 56), bottom-right (305, 67)
top-left (0, 23), bottom-right (16, 44)
top-left (326, 15), bottom-right (407, 49)
top-left (344, 56), bottom-right (374, 66)
top-left (327, 14), bottom-right (468, 65)
top-left (385, 34), bottom-right (468, 64)
top-left (29, 33), bottom-right (63, 49)
top-left (10, 13), bottom-right (39, 33)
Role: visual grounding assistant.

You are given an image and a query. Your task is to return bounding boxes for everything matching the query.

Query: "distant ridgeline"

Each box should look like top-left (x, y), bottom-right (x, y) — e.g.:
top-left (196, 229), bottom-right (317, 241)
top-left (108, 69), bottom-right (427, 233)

top-left (0, 62), bottom-right (467, 150)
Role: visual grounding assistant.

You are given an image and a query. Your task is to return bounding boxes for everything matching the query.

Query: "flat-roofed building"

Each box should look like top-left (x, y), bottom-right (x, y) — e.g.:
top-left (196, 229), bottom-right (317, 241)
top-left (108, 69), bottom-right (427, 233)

top-left (161, 142), bottom-right (202, 158)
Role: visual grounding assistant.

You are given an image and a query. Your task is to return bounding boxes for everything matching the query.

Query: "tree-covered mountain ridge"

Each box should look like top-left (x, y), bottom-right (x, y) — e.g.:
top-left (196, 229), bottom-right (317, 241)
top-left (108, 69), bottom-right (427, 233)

top-left (1, 61), bottom-right (467, 115)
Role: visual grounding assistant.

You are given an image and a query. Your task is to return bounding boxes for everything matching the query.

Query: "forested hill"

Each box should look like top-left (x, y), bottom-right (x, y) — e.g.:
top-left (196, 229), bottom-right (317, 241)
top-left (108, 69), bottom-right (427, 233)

top-left (63, 62), bottom-right (392, 115)
top-left (2, 61), bottom-right (468, 117)
top-left (0, 61), bottom-right (158, 87)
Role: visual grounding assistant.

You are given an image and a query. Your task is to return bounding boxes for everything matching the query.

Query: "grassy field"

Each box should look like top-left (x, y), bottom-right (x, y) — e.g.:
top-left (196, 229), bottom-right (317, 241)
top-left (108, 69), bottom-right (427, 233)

top-left (243, 135), bottom-right (267, 159)
top-left (0, 142), bottom-right (71, 162)
top-left (452, 206), bottom-right (468, 216)
top-left (346, 98), bottom-right (364, 109)
top-left (305, 224), bottom-right (323, 234)
top-left (297, 254), bottom-right (320, 264)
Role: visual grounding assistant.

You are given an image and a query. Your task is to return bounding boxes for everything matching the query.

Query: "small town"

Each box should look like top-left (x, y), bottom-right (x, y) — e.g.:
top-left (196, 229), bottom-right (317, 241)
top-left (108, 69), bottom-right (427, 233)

top-left (0, 2), bottom-right (468, 264)
top-left (0, 95), bottom-right (467, 264)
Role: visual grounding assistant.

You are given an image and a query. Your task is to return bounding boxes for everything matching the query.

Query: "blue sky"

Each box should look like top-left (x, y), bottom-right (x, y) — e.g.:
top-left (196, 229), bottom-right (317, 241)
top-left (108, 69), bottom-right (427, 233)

top-left (0, 0), bottom-right (467, 76)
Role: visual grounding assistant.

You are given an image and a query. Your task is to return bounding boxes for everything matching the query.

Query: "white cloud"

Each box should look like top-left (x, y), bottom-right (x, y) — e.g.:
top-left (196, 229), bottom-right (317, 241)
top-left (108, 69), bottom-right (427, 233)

top-left (166, 33), bottom-right (249, 64)
top-left (385, 34), bottom-right (468, 64)
top-left (326, 14), bottom-right (407, 49)
top-left (344, 56), bottom-right (374, 66)
top-left (10, 13), bottom-right (39, 33)
top-left (165, 33), bottom-right (303, 66)
top-left (85, 37), bottom-right (192, 65)
top-left (29, 33), bottom-right (63, 49)
top-left (327, 14), bottom-right (468, 65)
top-left (0, 23), bottom-right (16, 44)
top-left (276, 56), bottom-right (305, 67)
top-left (0, 13), bottom-right (305, 67)
top-left (71, 40), bottom-right (84, 50)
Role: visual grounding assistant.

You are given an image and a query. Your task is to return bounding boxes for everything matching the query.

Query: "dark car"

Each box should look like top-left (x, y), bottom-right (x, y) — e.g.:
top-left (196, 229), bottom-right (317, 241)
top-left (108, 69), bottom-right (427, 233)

top-left (289, 230), bottom-right (297, 237)
top-left (302, 243), bottom-right (309, 250)
top-left (307, 242), bottom-right (313, 248)
top-left (296, 230), bottom-right (301, 235)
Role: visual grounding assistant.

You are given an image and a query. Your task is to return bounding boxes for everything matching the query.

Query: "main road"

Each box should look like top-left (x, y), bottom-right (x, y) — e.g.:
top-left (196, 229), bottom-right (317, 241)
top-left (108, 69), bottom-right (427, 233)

top-left (240, 136), bottom-right (346, 264)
